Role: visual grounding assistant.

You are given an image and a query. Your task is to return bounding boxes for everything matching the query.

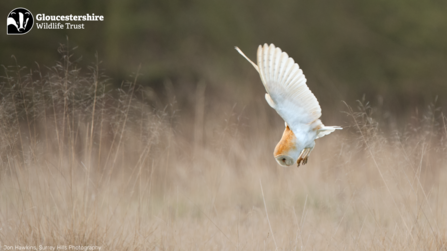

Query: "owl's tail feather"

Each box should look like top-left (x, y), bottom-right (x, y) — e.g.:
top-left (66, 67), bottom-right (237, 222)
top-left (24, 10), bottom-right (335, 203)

top-left (316, 126), bottom-right (342, 139)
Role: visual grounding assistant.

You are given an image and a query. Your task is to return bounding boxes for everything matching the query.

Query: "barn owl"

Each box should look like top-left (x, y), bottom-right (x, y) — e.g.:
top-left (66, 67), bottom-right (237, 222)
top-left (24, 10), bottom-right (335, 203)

top-left (236, 44), bottom-right (342, 167)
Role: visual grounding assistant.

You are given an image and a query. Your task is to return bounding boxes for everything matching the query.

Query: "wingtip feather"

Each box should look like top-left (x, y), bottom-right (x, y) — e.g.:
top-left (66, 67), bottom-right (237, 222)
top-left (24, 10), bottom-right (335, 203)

top-left (235, 46), bottom-right (259, 72)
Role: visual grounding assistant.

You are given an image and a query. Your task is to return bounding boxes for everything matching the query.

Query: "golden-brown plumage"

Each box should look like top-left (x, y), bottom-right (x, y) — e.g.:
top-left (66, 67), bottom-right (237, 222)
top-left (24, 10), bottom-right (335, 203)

top-left (274, 125), bottom-right (296, 157)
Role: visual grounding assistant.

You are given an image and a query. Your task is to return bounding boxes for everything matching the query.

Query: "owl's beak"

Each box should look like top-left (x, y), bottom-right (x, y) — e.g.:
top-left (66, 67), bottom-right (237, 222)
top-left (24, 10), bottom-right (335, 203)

top-left (275, 155), bottom-right (294, 167)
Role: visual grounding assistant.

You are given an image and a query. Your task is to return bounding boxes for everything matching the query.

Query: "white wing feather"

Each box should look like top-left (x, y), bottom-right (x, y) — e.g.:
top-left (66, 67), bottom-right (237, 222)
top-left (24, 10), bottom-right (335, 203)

top-left (256, 44), bottom-right (321, 130)
top-left (236, 44), bottom-right (341, 143)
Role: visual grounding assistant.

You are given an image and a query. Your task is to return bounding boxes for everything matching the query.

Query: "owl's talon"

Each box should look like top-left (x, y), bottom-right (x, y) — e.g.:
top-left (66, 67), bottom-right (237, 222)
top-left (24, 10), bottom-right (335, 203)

top-left (297, 156), bottom-right (309, 167)
top-left (297, 158), bottom-right (303, 167)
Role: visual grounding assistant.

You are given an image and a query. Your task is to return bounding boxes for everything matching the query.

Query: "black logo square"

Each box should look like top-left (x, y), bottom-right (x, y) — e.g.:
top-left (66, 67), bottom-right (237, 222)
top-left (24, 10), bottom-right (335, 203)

top-left (7, 7), bottom-right (34, 35)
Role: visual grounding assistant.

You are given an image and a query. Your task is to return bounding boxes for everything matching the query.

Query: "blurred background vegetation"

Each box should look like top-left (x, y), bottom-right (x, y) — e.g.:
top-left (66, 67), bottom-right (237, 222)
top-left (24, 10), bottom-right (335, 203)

top-left (2, 0), bottom-right (447, 117)
top-left (3, 2), bottom-right (447, 249)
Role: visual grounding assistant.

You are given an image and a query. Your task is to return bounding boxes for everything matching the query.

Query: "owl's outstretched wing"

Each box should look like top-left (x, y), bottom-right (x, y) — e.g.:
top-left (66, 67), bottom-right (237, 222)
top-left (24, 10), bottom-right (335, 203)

top-left (236, 44), bottom-right (322, 132)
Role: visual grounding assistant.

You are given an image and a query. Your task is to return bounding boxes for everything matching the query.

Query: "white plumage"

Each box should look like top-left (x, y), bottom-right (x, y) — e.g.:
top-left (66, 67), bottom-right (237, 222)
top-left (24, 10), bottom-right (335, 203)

top-left (236, 44), bottom-right (342, 167)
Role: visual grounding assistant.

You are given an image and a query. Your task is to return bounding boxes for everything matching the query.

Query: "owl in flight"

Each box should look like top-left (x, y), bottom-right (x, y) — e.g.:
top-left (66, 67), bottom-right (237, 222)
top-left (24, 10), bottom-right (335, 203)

top-left (236, 44), bottom-right (342, 167)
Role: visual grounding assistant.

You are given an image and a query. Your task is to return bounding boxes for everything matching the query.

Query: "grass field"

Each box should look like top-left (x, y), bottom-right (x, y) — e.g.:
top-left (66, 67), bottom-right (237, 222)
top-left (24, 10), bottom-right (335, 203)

top-left (1, 53), bottom-right (446, 250)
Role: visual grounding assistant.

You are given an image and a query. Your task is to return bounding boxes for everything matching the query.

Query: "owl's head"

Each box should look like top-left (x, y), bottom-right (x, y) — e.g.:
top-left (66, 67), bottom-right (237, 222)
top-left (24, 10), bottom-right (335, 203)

top-left (275, 155), bottom-right (295, 166)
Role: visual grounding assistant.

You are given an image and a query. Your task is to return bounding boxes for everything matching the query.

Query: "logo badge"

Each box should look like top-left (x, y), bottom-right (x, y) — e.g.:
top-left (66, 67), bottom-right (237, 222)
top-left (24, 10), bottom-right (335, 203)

top-left (7, 7), bottom-right (34, 35)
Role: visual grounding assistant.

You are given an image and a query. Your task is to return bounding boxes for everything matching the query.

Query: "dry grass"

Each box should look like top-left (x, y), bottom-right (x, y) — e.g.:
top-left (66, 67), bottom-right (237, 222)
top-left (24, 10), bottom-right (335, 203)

top-left (1, 47), bottom-right (447, 250)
